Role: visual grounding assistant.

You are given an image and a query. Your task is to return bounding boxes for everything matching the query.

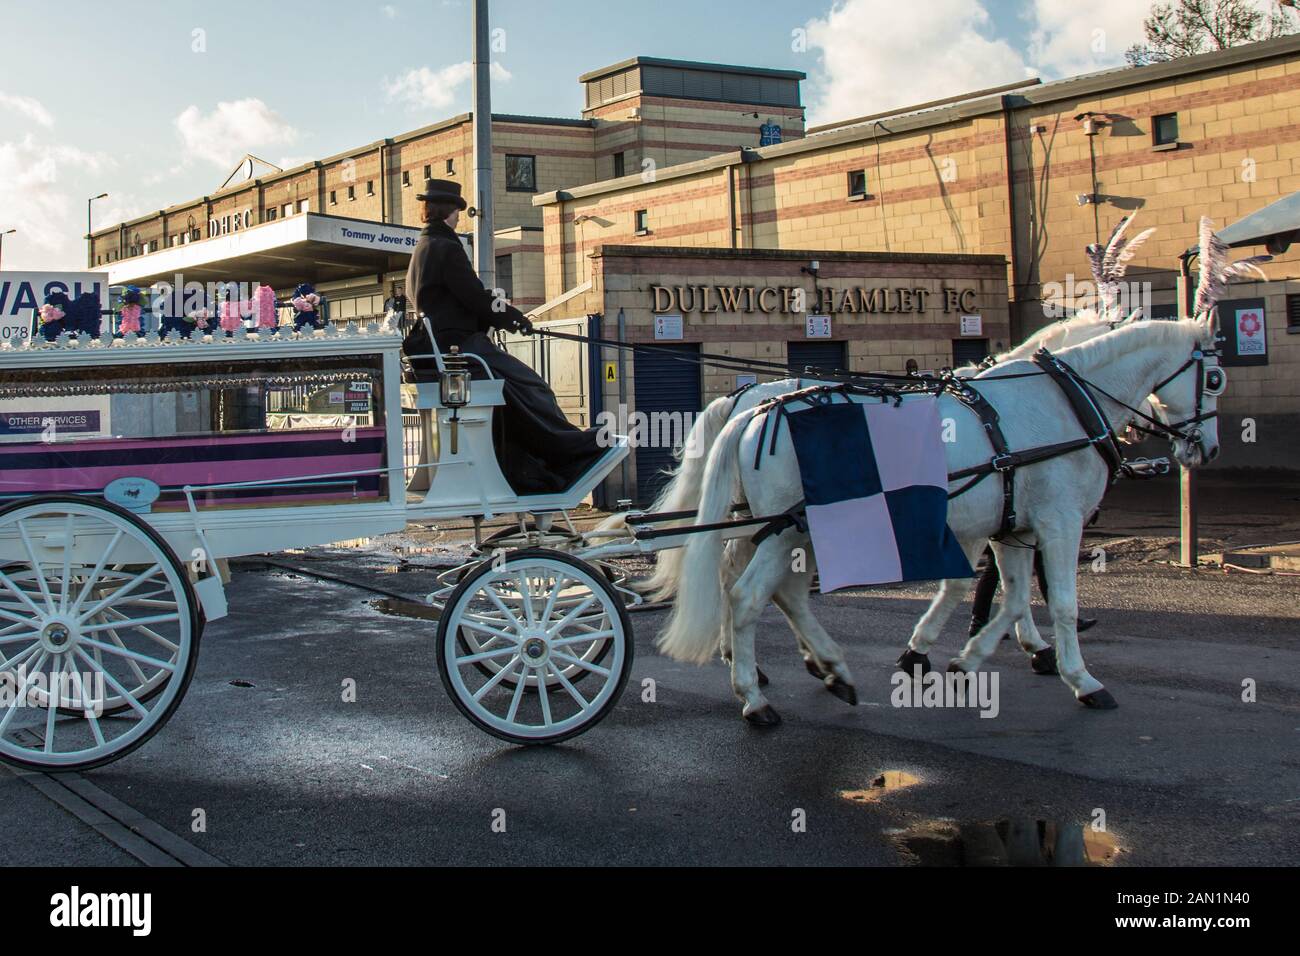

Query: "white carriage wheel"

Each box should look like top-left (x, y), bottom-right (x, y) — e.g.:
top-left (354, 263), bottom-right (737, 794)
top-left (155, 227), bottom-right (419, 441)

top-left (436, 548), bottom-right (633, 745)
top-left (0, 495), bottom-right (200, 771)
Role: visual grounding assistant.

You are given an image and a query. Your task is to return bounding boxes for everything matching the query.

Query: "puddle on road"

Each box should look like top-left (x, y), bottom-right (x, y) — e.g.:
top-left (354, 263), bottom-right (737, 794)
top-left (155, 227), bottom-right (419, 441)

top-left (368, 597), bottom-right (441, 621)
top-left (886, 818), bottom-right (1122, 866)
top-left (840, 770), bottom-right (923, 803)
top-left (840, 769), bottom-right (1122, 865)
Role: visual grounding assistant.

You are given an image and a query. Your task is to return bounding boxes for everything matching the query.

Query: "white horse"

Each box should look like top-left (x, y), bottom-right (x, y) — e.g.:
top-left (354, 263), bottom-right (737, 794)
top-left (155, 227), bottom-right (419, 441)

top-left (654, 315), bottom-right (1224, 723)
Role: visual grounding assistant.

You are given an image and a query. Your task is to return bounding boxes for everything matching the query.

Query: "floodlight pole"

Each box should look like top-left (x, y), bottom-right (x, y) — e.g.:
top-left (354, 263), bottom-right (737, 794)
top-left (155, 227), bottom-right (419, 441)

top-left (1177, 251), bottom-right (1198, 568)
top-left (472, 0), bottom-right (494, 290)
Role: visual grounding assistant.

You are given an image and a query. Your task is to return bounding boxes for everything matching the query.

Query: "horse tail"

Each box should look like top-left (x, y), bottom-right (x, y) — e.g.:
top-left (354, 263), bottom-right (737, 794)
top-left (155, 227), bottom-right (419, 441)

top-left (654, 406), bottom-right (753, 664)
top-left (640, 393), bottom-right (736, 601)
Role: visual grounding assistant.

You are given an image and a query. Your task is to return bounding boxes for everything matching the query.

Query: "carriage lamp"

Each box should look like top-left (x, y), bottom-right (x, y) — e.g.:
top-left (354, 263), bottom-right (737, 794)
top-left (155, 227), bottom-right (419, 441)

top-left (441, 346), bottom-right (472, 455)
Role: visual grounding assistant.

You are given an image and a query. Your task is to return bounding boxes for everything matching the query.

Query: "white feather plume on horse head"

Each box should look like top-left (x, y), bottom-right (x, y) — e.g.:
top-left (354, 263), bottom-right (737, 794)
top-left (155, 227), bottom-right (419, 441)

top-left (1192, 215), bottom-right (1271, 319)
top-left (1085, 215), bottom-right (1157, 317)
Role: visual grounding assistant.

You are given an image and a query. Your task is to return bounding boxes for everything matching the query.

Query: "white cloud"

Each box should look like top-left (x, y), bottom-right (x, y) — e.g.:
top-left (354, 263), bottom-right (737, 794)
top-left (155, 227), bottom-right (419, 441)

top-left (382, 4), bottom-right (399, 18)
top-left (1027, 0), bottom-right (1150, 76)
top-left (804, 0), bottom-right (1032, 126)
top-left (0, 91), bottom-right (55, 128)
top-left (383, 61), bottom-right (511, 113)
top-left (174, 98), bottom-right (300, 168)
top-left (0, 134), bottom-right (116, 270)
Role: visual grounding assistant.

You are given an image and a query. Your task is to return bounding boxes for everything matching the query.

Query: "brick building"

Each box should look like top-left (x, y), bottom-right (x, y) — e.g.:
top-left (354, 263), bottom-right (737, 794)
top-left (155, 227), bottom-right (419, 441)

top-left (90, 41), bottom-right (1300, 500)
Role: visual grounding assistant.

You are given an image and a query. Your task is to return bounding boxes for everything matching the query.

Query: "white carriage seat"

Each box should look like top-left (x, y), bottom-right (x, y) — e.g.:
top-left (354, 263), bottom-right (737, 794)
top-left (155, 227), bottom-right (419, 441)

top-left (407, 314), bottom-right (506, 410)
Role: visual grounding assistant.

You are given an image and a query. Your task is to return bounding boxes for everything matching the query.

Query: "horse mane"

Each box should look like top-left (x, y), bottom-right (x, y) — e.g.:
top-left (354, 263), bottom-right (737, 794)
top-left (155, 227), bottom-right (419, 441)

top-left (1053, 315), bottom-right (1211, 373)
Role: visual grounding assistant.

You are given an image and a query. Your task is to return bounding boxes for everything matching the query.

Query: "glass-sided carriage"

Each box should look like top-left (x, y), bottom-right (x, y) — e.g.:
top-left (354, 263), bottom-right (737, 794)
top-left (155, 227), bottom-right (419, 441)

top-left (0, 318), bottom-right (636, 771)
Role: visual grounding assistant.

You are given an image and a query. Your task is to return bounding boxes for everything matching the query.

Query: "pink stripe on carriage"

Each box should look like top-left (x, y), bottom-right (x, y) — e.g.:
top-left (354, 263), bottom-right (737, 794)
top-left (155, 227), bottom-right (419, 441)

top-left (0, 426), bottom-right (385, 456)
top-left (0, 452), bottom-right (384, 494)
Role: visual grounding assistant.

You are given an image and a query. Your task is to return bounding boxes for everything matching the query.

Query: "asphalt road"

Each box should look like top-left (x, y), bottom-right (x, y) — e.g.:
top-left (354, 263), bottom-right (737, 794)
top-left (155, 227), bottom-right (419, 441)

top-left (3, 526), bottom-right (1296, 867)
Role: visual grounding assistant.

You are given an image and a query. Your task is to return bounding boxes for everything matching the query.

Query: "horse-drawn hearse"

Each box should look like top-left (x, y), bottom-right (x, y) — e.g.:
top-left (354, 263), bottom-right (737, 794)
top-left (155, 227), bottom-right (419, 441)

top-left (0, 216), bottom-right (1252, 770)
top-left (0, 316), bottom-right (659, 770)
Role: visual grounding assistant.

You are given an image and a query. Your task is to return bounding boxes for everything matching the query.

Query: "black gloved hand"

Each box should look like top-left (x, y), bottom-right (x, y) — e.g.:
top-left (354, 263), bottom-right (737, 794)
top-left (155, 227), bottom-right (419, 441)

top-left (513, 315), bottom-right (535, 336)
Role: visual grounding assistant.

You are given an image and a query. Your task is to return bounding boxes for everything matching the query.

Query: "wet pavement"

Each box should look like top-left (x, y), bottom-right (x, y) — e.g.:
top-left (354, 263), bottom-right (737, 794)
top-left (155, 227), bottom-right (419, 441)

top-left (2, 472), bottom-right (1297, 866)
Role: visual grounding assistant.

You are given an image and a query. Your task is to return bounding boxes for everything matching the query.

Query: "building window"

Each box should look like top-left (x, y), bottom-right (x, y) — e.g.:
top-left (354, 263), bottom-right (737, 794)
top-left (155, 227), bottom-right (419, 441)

top-left (329, 190), bottom-right (337, 205)
top-left (495, 254), bottom-right (514, 300)
top-left (347, 185), bottom-right (356, 201)
top-left (267, 207), bottom-right (277, 221)
top-left (446, 158), bottom-right (455, 174)
top-left (297, 199), bottom-right (308, 213)
top-left (423, 164), bottom-right (431, 180)
top-left (505, 154), bottom-right (537, 192)
top-left (402, 170), bottom-right (411, 187)
top-left (366, 180), bottom-right (375, 196)
top-left (1287, 293), bottom-right (1300, 331)
top-left (1153, 112), bottom-right (1179, 148)
top-left (848, 169), bottom-right (868, 198)
top-left (613, 151), bottom-right (626, 178)
top-left (634, 209), bottom-right (649, 234)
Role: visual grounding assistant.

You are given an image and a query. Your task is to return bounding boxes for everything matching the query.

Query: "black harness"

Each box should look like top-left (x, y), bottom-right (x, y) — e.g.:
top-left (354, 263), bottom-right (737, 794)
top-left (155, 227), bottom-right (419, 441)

top-left (738, 343), bottom-right (1218, 541)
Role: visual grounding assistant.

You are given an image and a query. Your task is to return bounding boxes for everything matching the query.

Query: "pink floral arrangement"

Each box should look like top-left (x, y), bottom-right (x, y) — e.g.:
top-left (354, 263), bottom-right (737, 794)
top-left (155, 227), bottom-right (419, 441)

top-left (118, 304), bottom-right (142, 334)
top-left (39, 303), bottom-right (65, 325)
top-left (187, 308), bottom-right (211, 330)
top-left (219, 300), bottom-right (245, 333)
top-left (291, 292), bottom-right (320, 312)
top-left (253, 284), bottom-right (278, 329)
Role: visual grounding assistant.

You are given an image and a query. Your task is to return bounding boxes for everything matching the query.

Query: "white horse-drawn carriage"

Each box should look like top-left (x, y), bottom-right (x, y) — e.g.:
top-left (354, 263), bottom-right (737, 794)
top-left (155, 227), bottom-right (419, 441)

top-left (0, 316), bottom-right (658, 771)
top-left (0, 217), bottom-right (1253, 771)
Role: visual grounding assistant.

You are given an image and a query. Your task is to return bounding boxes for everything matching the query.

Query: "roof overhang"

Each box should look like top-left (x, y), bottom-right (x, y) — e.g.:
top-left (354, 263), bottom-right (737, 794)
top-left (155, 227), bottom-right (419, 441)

top-left (105, 213), bottom-right (422, 289)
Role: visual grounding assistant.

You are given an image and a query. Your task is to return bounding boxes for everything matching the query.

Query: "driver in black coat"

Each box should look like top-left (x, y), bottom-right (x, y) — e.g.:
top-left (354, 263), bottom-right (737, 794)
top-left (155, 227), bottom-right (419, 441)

top-left (403, 179), bottom-right (604, 493)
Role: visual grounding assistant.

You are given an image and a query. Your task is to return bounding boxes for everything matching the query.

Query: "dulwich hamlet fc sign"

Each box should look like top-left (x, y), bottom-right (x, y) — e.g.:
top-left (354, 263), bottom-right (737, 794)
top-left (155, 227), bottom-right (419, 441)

top-left (650, 283), bottom-right (980, 315)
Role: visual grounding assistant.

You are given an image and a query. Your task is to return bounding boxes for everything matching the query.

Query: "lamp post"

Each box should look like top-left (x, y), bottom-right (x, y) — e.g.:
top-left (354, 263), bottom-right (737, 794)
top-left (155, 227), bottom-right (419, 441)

top-left (87, 192), bottom-right (108, 264)
top-left (0, 228), bottom-right (14, 270)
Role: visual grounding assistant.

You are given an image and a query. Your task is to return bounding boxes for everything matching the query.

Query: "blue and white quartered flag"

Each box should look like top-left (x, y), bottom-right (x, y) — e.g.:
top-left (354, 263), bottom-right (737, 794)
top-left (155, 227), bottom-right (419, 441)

top-left (783, 395), bottom-right (973, 592)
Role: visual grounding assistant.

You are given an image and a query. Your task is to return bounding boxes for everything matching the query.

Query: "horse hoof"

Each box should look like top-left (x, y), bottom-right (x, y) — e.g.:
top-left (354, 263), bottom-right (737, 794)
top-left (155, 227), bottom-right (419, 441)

top-left (804, 657), bottom-right (830, 680)
top-left (896, 649), bottom-right (931, 677)
top-left (757, 667), bottom-right (770, 687)
top-left (1078, 688), bottom-right (1118, 710)
top-left (826, 676), bottom-right (858, 706)
top-left (743, 704), bottom-right (782, 727)
top-left (946, 659), bottom-right (969, 674)
top-left (1030, 647), bottom-right (1058, 675)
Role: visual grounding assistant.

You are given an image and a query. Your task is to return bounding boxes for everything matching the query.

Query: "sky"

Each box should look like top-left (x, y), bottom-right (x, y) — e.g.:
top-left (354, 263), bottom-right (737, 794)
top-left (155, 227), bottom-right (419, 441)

top-left (0, 0), bottom-right (1249, 271)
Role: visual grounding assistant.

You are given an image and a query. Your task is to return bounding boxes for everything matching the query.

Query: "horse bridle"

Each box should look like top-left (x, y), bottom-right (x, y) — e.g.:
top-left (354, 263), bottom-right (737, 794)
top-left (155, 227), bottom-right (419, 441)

top-left (1064, 342), bottom-right (1225, 460)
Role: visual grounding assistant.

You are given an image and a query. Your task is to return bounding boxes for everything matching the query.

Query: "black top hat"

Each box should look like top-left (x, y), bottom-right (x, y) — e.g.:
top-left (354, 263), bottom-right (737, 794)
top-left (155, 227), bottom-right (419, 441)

top-left (415, 178), bottom-right (467, 209)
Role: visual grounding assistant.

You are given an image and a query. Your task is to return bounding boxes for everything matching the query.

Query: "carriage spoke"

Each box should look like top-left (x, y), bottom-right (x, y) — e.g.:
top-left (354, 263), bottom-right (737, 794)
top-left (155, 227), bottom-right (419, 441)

top-left (44, 656), bottom-right (63, 753)
top-left (455, 645), bottom-right (519, 666)
top-left (96, 622), bottom-right (150, 687)
top-left (81, 612), bottom-right (180, 634)
top-left (16, 520), bottom-right (56, 612)
top-left (550, 650), bottom-right (612, 677)
top-left (0, 567), bottom-right (45, 618)
top-left (77, 564), bottom-right (163, 622)
top-left (517, 574), bottom-right (536, 626)
top-left (505, 663), bottom-right (530, 723)
top-left (66, 667), bottom-right (106, 747)
top-left (536, 667), bottom-right (552, 727)
top-left (0, 650), bottom-right (49, 735)
top-left (0, 642), bottom-right (40, 674)
top-left (551, 630), bottom-right (616, 646)
top-left (546, 596), bottom-right (596, 636)
top-left (0, 631), bottom-right (41, 645)
top-left (58, 515), bottom-right (74, 612)
top-left (472, 655), bottom-right (523, 701)
top-left (98, 606), bottom-right (179, 653)
top-left (75, 648), bottom-right (148, 718)
top-left (482, 584), bottom-right (523, 629)
top-left (544, 660), bottom-right (589, 710)
top-left (70, 529), bottom-right (123, 613)
top-left (77, 636), bottom-right (176, 673)
top-left (456, 618), bottom-right (521, 643)
top-left (539, 575), bottom-right (569, 625)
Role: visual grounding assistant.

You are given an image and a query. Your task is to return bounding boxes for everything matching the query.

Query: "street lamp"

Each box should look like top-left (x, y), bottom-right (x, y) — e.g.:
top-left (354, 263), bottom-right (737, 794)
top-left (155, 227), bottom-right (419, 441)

top-left (0, 228), bottom-right (14, 271)
top-left (87, 193), bottom-right (108, 263)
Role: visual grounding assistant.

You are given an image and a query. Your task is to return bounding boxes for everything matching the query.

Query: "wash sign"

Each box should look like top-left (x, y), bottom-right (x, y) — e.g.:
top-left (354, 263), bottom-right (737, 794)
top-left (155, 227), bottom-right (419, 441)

top-left (0, 272), bottom-right (109, 340)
